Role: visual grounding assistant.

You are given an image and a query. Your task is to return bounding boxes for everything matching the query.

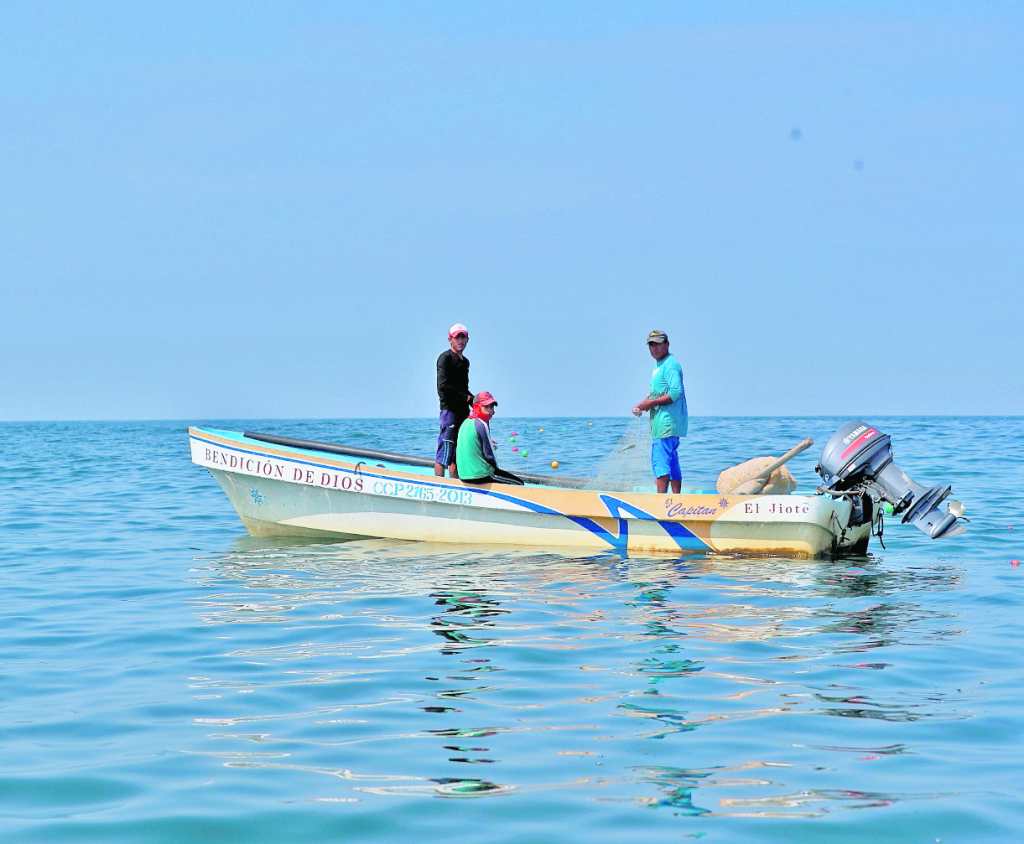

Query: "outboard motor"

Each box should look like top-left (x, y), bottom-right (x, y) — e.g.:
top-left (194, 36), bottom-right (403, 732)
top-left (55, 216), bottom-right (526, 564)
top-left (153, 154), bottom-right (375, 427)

top-left (816, 421), bottom-right (967, 540)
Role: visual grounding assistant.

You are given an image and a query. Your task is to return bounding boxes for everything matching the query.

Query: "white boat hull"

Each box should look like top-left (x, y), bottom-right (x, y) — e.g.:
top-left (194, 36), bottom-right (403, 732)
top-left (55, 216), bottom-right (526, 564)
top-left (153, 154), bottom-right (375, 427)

top-left (191, 428), bottom-right (871, 558)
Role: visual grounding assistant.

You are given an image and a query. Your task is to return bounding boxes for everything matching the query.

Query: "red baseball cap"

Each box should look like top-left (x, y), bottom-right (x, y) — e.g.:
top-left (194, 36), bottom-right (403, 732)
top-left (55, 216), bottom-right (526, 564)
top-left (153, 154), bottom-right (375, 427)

top-left (474, 390), bottom-right (497, 407)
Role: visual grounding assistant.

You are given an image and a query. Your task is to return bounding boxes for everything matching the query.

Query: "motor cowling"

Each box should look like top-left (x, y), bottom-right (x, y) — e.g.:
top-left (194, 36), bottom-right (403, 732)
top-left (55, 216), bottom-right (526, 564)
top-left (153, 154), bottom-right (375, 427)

top-left (816, 421), bottom-right (966, 540)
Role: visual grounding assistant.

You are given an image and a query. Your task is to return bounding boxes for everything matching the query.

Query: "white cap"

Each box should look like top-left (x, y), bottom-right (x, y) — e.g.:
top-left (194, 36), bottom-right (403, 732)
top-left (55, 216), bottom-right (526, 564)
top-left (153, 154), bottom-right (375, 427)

top-left (448, 323), bottom-right (469, 338)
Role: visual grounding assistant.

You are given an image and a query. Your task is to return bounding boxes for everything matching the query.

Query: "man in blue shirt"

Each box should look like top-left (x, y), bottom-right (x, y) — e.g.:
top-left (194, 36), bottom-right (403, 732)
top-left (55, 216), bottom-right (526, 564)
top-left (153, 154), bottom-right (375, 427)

top-left (632, 329), bottom-right (688, 493)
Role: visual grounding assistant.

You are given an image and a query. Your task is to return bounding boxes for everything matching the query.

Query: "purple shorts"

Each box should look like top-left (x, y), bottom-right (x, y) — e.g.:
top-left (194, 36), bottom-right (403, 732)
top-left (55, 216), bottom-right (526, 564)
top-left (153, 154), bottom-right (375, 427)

top-left (435, 409), bottom-right (466, 466)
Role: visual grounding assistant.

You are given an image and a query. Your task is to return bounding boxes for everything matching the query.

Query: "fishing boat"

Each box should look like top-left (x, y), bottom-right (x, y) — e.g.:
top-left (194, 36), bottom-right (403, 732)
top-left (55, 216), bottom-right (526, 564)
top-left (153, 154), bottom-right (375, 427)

top-left (188, 423), bottom-right (966, 557)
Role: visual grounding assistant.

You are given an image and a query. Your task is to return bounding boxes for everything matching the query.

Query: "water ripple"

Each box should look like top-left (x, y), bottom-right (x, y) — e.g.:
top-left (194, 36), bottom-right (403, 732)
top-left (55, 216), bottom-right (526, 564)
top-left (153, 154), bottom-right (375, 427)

top-left (3, 417), bottom-right (1024, 842)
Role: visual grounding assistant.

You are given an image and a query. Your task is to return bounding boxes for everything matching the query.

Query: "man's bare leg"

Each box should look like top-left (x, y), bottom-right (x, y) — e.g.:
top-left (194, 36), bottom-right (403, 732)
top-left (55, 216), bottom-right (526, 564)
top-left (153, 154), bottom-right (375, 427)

top-left (449, 463), bottom-right (459, 479)
top-left (671, 479), bottom-right (681, 494)
top-left (656, 475), bottom-right (669, 494)
top-left (434, 462), bottom-right (445, 477)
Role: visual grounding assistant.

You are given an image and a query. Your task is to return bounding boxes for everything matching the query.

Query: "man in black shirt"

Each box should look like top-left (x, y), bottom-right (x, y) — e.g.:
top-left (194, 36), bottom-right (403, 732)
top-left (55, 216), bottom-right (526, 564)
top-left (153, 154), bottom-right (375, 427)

top-left (435, 322), bottom-right (473, 477)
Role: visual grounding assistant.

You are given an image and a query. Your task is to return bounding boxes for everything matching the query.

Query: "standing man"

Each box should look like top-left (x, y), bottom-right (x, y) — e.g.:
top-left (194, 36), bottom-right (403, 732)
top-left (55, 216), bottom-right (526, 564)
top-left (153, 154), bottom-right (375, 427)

top-left (435, 322), bottom-right (473, 477)
top-left (632, 329), bottom-right (688, 493)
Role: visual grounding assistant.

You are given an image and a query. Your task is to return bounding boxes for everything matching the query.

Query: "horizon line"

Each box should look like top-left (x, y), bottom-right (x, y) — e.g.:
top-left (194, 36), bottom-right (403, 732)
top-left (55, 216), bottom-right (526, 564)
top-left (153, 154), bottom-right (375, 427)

top-left (3, 414), bottom-right (1022, 424)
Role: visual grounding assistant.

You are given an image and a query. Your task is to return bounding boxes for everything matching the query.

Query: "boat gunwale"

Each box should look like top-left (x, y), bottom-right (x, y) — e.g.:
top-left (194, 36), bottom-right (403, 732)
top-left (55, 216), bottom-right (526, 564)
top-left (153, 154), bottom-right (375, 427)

top-left (188, 426), bottom-right (841, 520)
top-left (242, 429), bottom-right (591, 489)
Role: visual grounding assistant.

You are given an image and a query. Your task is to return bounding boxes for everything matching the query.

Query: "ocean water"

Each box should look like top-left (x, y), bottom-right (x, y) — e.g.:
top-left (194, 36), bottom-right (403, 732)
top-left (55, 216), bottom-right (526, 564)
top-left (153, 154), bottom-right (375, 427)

top-left (2, 416), bottom-right (1022, 843)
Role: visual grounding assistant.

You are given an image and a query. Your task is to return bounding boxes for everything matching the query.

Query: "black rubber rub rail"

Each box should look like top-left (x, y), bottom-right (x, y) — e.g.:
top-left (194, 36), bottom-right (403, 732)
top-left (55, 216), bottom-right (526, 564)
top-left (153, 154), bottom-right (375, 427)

top-left (243, 431), bottom-right (590, 489)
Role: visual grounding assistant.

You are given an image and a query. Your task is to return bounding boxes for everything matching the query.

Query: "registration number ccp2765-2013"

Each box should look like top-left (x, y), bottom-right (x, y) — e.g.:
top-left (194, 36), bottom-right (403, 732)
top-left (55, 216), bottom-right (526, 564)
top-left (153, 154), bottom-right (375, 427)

top-left (370, 479), bottom-right (474, 506)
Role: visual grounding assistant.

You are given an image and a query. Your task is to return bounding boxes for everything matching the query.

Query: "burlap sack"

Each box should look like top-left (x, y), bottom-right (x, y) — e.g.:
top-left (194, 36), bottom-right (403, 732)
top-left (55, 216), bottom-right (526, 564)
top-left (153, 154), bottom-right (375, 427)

top-left (716, 456), bottom-right (798, 495)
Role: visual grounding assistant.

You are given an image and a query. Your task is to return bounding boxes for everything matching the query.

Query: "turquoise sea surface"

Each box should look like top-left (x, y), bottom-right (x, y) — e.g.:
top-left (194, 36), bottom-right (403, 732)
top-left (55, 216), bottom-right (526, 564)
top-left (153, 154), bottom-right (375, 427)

top-left (2, 416), bottom-right (1022, 842)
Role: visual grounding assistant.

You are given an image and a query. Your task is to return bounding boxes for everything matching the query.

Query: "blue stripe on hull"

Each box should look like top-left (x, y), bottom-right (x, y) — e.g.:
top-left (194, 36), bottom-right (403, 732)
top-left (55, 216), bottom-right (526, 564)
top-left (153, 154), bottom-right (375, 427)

top-left (191, 431), bottom-right (709, 554)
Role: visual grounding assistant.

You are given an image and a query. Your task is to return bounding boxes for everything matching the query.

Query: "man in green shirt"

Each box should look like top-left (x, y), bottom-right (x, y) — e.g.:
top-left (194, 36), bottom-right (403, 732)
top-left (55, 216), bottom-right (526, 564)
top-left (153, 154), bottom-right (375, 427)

top-left (456, 391), bottom-right (524, 485)
top-left (632, 329), bottom-right (688, 493)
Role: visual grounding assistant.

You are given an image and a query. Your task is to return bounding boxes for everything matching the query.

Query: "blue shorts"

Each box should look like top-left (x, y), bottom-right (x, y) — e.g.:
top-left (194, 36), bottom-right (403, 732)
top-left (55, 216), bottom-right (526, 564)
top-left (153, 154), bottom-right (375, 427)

top-left (435, 409), bottom-right (466, 466)
top-left (651, 436), bottom-right (682, 481)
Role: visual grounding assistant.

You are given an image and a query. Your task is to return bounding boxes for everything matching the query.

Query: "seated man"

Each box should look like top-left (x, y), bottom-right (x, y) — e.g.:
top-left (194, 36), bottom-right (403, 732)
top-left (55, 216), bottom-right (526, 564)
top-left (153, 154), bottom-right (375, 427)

top-left (455, 391), bottom-right (523, 485)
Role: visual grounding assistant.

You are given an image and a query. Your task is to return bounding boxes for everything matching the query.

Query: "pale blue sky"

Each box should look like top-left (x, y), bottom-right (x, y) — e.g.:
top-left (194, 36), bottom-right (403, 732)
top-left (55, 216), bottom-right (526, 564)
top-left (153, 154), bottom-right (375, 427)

top-left (3, 2), bottom-right (1021, 420)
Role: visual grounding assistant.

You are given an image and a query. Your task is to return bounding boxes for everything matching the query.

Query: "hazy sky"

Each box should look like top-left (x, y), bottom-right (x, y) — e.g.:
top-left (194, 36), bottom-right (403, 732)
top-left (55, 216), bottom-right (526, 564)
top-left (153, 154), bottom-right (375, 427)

top-left (3, 2), bottom-right (1021, 420)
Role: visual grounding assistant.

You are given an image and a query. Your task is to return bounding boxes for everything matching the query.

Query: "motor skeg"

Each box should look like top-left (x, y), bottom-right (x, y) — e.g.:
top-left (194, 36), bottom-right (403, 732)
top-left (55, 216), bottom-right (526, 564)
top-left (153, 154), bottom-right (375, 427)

top-left (815, 421), bottom-right (967, 540)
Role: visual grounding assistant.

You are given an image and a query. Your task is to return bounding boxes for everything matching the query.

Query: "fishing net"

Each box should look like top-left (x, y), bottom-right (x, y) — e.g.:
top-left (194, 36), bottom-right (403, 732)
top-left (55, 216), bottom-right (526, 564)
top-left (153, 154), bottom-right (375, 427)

top-left (715, 456), bottom-right (798, 495)
top-left (590, 417), bottom-right (655, 492)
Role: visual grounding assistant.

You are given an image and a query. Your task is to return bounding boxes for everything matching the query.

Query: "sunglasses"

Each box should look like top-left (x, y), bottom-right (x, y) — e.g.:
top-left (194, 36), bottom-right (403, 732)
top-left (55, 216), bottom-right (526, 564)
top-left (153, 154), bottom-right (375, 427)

top-left (453, 333), bottom-right (468, 340)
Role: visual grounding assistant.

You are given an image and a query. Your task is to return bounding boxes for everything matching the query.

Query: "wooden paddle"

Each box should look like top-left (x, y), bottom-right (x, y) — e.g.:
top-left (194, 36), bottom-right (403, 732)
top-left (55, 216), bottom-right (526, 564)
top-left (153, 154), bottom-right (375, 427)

top-left (725, 437), bottom-right (815, 495)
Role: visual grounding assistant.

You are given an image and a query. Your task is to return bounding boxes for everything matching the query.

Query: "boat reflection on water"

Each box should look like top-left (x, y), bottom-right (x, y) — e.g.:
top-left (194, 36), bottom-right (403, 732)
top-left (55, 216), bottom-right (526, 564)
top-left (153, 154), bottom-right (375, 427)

top-left (190, 536), bottom-right (966, 815)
